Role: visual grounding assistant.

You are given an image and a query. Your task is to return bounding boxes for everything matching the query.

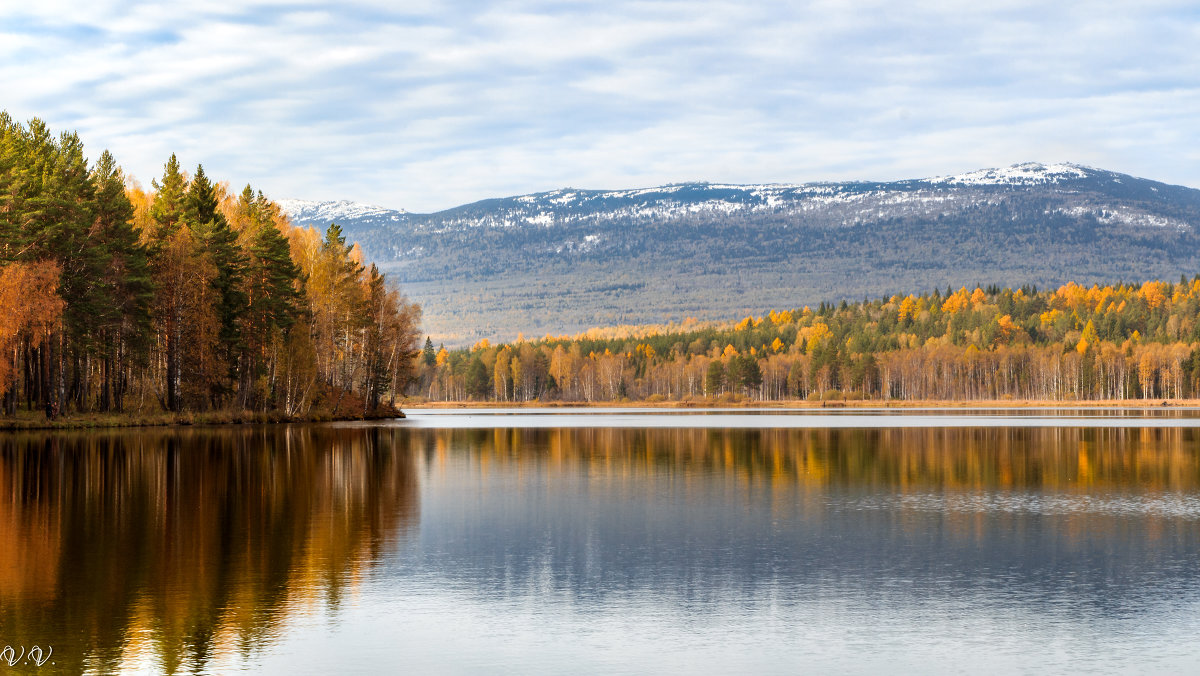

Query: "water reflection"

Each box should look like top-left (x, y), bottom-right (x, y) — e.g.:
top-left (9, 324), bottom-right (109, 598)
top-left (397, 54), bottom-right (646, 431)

top-left (411, 425), bottom-right (1200, 491)
top-left (4, 421), bottom-right (1200, 674)
top-left (370, 425), bottom-right (1200, 675)
top-left (0, 426), bottom-right (417, 674)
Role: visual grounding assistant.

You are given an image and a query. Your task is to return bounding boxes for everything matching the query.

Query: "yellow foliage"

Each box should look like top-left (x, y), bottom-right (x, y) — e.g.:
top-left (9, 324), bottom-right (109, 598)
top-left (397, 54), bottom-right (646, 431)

top-left (734, 316), bottom-right (752, 331)
top-left (435, 347), bottom-right (449, 366)
top-left (898, 295), bottom-right (917, 322)
top-left (995, 314), bottom-right (1023, 344)
top-left (472, 338), bottom-right (491, 351)
top-left (722, 344), bottom-right (738, 358)
top-left (1055, 281), bottom-right (1088, 310)
top-left (970, 287), bottom-right (987, 307)
top-left (941, 287), bottom-right (971, 314)
top-left (802, 322), bottom-right (832, 354)
top-left (1040, 309), bottom-right (1062, 326)
top-left (1139, 281), bottom-right (1168, 309)
top-left (771, 337), bottom-right (784, 352)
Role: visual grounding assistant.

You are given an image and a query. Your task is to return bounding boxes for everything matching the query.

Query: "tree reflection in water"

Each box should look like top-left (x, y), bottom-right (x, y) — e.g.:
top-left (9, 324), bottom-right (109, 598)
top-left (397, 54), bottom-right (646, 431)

top-left (2, 423), bottom-right (1200, 673)
top-left (0, 426), bottom-right (418, 674)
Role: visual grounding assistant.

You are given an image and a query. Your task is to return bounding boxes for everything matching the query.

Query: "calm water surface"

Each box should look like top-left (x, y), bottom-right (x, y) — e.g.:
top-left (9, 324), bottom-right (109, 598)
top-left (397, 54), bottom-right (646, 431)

top-left (3, 410), bottom-right (1200, 674)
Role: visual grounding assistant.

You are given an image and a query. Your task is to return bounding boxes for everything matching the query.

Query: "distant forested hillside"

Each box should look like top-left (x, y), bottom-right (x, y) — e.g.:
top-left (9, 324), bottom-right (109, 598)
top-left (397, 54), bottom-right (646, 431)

top-left (283, 163), bottom-right (1200, 344)
top-left (412, 278), bottom-right (1200, 403)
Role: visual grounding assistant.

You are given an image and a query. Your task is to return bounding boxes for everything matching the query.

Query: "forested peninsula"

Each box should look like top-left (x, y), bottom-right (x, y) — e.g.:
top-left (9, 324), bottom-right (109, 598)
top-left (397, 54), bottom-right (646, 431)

top-left (416, 280), bottom-right (1200, 405)
top-left (0, 114), bottom-right (420, 426)
top-left (8, 114), bottom-right (1200, 421)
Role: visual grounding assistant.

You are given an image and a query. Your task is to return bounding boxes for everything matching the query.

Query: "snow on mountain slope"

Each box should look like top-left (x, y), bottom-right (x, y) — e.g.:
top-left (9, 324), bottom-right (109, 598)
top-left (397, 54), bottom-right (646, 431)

top-left (274, 162), bottom-right (1200, 343)
top-left (279, 162), bottom-right (1200, 258)
top-left (922, 162), bottom-right (1094, 186)
top-left (276, 198), bottom-right (407, 225)
top-left (279, 162), bottom-right (1118, 231)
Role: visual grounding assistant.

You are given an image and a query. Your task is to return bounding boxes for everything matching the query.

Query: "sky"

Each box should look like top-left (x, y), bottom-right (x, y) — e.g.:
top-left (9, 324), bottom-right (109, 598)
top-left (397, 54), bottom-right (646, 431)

top-left (2, 0), bottom-right (1198, 212)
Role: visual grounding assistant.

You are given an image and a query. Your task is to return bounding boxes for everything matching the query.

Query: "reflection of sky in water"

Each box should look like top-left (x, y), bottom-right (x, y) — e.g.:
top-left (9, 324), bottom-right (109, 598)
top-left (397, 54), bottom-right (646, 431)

top-left (395, 408), bottom-right (1200, 429)
top-left (5, 419), bottom-right (1200, 673)
top-left (254, 424), bottom-right (1200, 674)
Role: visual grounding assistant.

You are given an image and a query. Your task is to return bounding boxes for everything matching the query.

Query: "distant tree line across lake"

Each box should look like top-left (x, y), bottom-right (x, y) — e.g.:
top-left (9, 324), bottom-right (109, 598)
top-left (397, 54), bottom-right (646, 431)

top-left (0, 114), bottom-right (420, 420)
top-left (416, 278), bottom-right (1200, 403)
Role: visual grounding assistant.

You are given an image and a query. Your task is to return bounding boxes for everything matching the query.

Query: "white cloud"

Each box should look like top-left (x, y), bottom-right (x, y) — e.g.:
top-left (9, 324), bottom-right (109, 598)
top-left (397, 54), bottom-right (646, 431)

top-left (1, 0), bottom-right (1198, 210)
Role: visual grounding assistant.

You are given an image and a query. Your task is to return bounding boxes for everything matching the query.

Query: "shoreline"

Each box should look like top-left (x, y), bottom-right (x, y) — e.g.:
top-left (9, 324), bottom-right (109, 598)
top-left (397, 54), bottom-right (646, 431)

top-left (404, 399), bottom-right (1200, 410)
top-left (0, 408), bottom-right (406, 431)
top-left (5, 398), bottom-right (1197, 430)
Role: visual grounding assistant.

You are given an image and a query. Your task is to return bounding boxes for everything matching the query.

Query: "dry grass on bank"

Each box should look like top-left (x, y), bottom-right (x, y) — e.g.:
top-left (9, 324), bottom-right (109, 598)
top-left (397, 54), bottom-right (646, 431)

top-left (0, 406), bottom-right (405, 431)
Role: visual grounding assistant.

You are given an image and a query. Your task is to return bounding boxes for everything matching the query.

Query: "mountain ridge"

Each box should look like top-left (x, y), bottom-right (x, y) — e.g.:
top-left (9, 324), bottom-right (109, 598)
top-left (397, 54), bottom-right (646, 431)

top-left (282, 162), bottom-right (1196, 220)
top-left (280, 162), bottom-right (1200, 344)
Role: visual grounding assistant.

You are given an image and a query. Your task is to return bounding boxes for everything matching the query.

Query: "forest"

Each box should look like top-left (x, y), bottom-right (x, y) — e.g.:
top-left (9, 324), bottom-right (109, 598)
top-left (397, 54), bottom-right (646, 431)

top-left (415, 278), bottom-right (1200, 403)
top-left (323, 167), bottom-right (1200, 342)
top-left (0, 114), bottom-right (421, 421)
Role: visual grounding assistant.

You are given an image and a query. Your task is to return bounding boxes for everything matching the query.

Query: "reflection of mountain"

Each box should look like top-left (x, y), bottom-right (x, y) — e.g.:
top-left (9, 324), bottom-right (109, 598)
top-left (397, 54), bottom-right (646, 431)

top-left (400, 426), bottom-right (1200, 613)
top-left (0, 427), bottom-right (418, 674)
top-left (5, 423), bottom-right (1200, 672)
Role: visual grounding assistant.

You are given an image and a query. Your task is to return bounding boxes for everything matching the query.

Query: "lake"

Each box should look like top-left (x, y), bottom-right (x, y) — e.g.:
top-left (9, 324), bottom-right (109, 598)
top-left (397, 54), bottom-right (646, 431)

top-left (2, 409), bottom-right (1200, 674)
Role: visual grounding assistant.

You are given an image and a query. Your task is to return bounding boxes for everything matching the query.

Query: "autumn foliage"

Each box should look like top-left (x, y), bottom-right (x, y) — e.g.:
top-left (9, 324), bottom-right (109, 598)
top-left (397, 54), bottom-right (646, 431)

top-left (418, 280), bottom-right (1200, 403)
top-left (0, 262), bottom-right (64, 395)
top-left (0, 113), bottom-right (420, 418)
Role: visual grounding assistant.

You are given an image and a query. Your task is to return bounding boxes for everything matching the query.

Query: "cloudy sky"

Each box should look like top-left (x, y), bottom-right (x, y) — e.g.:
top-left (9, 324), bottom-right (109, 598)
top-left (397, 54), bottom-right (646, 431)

top-left (3, 1), bottom-right (1198, 212)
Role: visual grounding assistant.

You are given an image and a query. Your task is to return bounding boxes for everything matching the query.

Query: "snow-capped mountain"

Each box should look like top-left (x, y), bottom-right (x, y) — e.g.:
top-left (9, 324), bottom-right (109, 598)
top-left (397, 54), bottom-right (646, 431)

top-left (280, 163), bottom-right (1200, 343)
top-left (283, 162), bottom-right (1191, 242)
top-left (922, 162), bottom-right (1094, 186)
top-left (276, 198), bottom-right (407, 226)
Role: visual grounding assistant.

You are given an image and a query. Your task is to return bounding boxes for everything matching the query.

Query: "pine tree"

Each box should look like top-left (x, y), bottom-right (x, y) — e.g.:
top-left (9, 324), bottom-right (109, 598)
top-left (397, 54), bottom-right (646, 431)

top-left (91, 150), bottom-right (154, 411)
top-left (423, 337), bottom-right (436, 366)
top-left (148, 155), bottom-right (192, 411)
top-left (149, 154), bottom-right (187, 239)
top-left (187, 164), bottom-right (246, 405)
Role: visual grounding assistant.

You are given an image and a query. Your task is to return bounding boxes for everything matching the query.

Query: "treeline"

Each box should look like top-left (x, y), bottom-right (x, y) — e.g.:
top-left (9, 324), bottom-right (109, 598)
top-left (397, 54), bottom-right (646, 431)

top-left (416, 279), bottom-right (1200, 402)
top-left (0, 114), bottom-right (420, 418)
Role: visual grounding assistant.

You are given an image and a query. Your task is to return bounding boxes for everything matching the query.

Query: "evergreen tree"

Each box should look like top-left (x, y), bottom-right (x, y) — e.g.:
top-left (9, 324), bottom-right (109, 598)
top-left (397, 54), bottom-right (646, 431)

top-left (148, 155), bottom-right (192, 411)
top-left (91, 150), bottom-right (154, 411)
top-left (149, 154), bottom-right (187, 239)
top-left (187, 164), bottom-right (246, 405)
top-left (423, 337), bottom-right (436, 366)
top-left (466, 357), bottom-right (490, 399)
top-left (239, 185), bottom-right (302, 409)
top-left (705, 360), bottom-right (725, 397)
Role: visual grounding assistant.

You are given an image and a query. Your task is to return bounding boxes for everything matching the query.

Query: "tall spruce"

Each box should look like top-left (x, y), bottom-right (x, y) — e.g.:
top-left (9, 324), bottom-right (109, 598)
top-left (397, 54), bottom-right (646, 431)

top-left (148, 154), bottom-right (190, 411)
top-left (240, 186), bottom-right (302, 409)
top-left (186, 164), bottom-right (246, 405)
top-left (91, 150), bottom-right (154, 411)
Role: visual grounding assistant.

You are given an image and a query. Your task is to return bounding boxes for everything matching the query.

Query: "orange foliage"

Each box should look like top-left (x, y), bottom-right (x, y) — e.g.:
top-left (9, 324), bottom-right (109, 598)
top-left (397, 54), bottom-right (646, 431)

top-left (0, 262), bottom-right (64, 393)
top-left (1139, 281), bottom-right (1168, 309)
top-left (941, 287), bottom-right (970, 314)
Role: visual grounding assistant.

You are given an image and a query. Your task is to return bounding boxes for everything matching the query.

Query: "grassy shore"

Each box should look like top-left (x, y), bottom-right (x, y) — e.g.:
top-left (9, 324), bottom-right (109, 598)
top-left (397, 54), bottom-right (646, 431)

top-left (405, 398), bottom-right (1200, 409)
top-left (0, 407), bottom-right (405, 431)
top-left (5, 399), bottom-right (1191, 430)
